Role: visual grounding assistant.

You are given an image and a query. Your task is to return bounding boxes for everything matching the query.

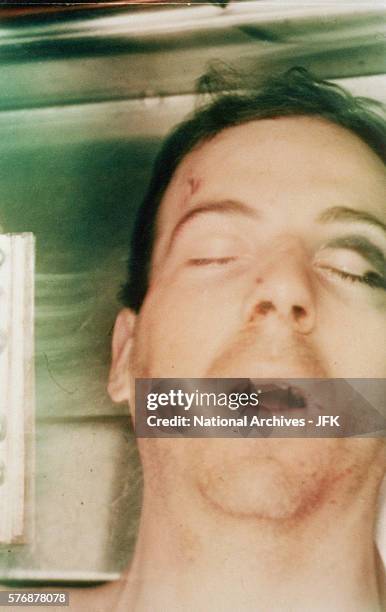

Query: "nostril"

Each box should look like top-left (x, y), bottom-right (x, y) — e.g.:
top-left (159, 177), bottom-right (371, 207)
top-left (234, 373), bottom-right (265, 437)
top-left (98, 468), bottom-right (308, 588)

top-left (256, 301), bottom-right (275, 316)
top-left (292, 304), bottom-right (307, 321)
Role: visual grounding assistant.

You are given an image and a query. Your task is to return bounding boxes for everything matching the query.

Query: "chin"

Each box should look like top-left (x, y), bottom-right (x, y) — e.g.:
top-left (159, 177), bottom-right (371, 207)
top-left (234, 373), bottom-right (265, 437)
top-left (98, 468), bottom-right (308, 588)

top-left (196, 459), bottom-right (313, 521)
top-left (192, 438), bottom-right (380, 523)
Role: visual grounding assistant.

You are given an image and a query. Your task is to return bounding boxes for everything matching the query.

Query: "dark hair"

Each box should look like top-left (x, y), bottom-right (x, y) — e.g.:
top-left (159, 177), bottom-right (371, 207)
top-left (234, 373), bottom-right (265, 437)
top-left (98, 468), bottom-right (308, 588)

top-left (120, 66), bottom-right (386, 311)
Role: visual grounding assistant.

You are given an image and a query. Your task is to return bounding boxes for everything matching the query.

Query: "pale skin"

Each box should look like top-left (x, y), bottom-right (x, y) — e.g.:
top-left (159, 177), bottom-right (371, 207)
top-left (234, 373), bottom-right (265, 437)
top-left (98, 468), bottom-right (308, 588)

top-left (14, 116), bottom-right (385, 610)
top-left (107, 116), bottom-right (386, 611)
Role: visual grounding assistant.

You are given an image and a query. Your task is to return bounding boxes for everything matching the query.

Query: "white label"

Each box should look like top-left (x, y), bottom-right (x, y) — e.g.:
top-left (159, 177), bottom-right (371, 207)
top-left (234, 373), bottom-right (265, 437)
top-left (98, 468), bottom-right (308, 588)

top-left (0, 233), bottom-right (35, 544)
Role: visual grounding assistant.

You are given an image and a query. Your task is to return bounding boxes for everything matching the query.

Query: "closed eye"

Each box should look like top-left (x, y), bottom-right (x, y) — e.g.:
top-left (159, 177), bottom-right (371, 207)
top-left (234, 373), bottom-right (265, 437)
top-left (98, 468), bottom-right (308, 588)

top-left (317, 265), bottom-right (385, 289)
top-left (187, 256), bottom-right (238, 266)
top-left (314, 244), bottom-right (386, 291)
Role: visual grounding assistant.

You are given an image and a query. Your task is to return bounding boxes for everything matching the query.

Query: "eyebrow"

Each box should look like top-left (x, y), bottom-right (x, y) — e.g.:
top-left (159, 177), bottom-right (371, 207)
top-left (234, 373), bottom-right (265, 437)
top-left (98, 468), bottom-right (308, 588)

top-left (165, 202), bottom-right (386, 258)
top-left (166, 199), bottom-right (259, 254)
top-left (318, 206), bottom-right (386, 234)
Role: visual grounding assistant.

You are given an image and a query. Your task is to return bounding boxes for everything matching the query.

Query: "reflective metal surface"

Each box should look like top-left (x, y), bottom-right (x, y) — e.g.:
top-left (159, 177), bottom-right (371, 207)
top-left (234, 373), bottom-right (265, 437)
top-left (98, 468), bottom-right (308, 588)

top-left (0, 2), bottom-right (385, 110)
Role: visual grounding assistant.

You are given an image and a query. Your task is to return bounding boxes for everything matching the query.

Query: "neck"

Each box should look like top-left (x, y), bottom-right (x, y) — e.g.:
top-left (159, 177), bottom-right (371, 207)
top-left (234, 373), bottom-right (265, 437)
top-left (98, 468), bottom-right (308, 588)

top-left (122, 457), bottom-right (385, 611)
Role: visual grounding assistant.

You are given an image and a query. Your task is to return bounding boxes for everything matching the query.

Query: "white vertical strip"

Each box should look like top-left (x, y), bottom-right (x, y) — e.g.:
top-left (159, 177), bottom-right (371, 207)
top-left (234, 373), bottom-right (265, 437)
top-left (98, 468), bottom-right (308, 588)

top-left (0, 235), bottom-right (11, 542)
top-left (23, 234), bottom-right (35, 546)
top-left (0, 233), bottom-right (35, 543)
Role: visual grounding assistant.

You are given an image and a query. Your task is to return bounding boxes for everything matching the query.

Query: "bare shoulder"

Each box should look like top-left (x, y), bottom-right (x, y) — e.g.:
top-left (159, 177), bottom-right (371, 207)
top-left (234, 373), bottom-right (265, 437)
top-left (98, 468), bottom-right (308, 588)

top-left (377, 551), bottom-right (386, 608)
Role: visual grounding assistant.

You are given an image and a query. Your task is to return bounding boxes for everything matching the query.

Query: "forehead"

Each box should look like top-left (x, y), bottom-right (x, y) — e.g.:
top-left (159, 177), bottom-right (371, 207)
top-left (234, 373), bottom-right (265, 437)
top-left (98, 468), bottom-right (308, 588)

top-left (155, 116), bottom-right (385, 241)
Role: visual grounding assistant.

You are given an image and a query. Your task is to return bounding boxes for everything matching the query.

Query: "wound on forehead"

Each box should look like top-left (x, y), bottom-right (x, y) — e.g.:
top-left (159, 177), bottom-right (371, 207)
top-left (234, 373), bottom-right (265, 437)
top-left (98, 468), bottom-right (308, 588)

top-left (179, 173), bottom-right (202, 209)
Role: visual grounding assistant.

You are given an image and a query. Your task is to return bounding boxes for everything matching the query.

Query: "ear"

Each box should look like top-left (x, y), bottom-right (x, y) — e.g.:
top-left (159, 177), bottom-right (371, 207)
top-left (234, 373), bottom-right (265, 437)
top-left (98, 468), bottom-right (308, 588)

top-left (108, 308), bottom-right (137, 403)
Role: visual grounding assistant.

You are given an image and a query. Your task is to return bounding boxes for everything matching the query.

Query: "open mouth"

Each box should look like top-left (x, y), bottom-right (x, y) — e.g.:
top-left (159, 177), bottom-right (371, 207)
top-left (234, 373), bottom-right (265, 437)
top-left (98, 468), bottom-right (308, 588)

top-left (258, 383), bottom-right (307, 411)
top-left (228, 380), bottom-right (309, 416)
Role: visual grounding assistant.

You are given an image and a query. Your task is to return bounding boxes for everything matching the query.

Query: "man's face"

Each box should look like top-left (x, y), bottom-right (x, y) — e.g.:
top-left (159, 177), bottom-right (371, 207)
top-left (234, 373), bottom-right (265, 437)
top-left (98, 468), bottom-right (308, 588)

top-left (123, 116), bottom-right (386, 521)
top-left (133, 116), bottom-right (385, 379)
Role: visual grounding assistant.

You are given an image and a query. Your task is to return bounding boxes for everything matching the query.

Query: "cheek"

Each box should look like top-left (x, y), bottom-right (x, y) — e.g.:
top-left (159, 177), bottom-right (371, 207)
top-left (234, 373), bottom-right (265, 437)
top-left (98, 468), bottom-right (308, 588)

top-left (136, 276), bottom-right (244, 377)
top-left (311, 294), bottom-right (386, 377)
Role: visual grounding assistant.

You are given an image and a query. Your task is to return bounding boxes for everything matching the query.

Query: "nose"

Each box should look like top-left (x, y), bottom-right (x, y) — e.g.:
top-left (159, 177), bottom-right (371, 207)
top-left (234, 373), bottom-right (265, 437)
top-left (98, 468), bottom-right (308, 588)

top-left (244, 243), bottom-right (316, 335)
